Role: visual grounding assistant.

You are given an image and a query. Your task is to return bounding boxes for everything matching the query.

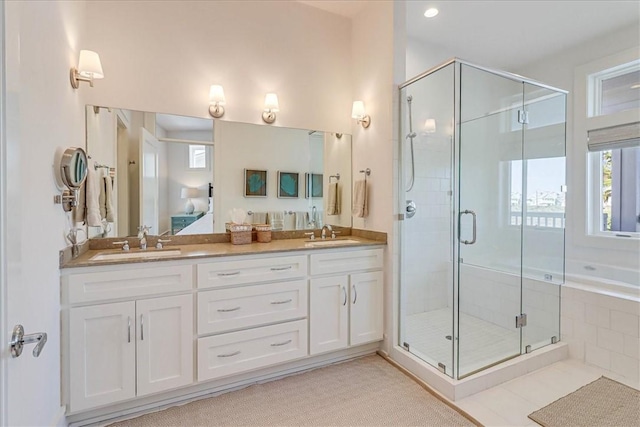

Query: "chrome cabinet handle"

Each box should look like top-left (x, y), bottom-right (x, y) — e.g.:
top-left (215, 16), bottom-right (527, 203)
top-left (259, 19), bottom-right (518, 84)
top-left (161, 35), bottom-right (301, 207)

top-left (140, 314), bottom-right (144, 341)
top-left (217, 350), bottom-right (241, 358)
top-left (217, 306), bottom-right (241, 312)
top-left (270, 266), bottom-right (292, 271)
top-left (127, 316), bottom-right (131, 343)
top-left (270, 339), bottom-right (292, 347)
top-left (352, 284), bottom-right (358, 304)
top-left (217, 271), bottom-right (240, 277)
top-left (271, 299), bottom-right (292, 305)
top-left (459, 210), bottom-right (477, 245)
top-left (10, 325), bottom-right (48, 358)
top-left (342, 286), bottom-right (347, 306)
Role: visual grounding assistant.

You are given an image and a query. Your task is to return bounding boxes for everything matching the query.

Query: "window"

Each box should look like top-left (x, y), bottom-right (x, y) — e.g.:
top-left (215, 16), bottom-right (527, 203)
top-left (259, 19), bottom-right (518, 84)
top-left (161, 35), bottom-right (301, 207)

top-left (587, 60), bottom-right (640, 237)
top-left (188, 144), bottom-right (207, 169)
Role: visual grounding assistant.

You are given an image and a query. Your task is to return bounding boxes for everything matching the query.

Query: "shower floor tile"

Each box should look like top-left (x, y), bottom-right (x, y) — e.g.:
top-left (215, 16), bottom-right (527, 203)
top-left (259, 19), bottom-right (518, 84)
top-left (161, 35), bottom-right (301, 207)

top-left (405, 308), bottom-right (520, 376)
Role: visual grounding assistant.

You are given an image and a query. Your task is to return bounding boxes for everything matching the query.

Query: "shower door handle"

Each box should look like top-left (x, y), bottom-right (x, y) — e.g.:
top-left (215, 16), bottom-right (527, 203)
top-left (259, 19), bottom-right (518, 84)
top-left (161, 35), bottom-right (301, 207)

top-left (459, 210), bottom-right (477, 245)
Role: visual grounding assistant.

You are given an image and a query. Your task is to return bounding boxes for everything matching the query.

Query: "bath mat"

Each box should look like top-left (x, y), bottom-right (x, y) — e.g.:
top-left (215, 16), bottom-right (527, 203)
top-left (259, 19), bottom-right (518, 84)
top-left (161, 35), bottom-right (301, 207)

top-left (528, 376), bottom-right (640, 427)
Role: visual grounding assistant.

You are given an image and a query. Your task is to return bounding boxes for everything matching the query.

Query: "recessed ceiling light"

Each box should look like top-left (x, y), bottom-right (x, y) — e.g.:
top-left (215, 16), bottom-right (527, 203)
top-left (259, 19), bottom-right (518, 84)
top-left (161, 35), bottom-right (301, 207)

top-left (631, 84), bottom-right (640, 89)
top-left (424, 8), bottom-right (439, 18)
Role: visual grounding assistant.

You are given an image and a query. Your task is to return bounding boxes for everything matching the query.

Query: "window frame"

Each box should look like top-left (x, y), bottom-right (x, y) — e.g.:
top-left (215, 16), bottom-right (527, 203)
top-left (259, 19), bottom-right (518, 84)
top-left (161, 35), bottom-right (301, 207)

top-left (574, 47), bottom-right (640, 252)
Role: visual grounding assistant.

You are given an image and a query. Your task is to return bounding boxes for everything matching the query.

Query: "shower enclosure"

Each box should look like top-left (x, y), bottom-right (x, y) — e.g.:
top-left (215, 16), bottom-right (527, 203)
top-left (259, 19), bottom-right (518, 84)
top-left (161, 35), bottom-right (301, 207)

top-left (399, 59), bottom-right (567, 379)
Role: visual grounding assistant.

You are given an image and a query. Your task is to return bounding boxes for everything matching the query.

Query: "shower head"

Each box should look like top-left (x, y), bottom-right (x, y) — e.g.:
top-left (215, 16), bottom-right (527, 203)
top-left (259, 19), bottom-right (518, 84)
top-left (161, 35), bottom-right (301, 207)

top-left (407, 95), bottom-right (413, 103)
top-left (406, 132), bottom-right (417, 139)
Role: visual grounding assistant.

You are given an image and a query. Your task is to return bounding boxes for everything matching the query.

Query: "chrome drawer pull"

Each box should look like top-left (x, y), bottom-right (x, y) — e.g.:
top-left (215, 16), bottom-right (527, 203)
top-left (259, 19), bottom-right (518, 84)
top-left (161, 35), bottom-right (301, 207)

top-left (140, 314), bottom-right (144, 341)
top-left (217, 271), bottom-right (241, 277)
top-left (217, 306), bottom-right (241, 312)
top-left (127, 316), bottom-right (131, 343)
top-left (270, 299), bottom-right (293, 305)
top-left (352, 284), bottom-right (358, 304)
top-left (270, 266), bottom-right (292, 271)
top-left (342, 286), bottom-right (347, 306)
top-left (217, 350), bottom-right (241, 358)
top-left (270, 339), bottom-right (292, 347)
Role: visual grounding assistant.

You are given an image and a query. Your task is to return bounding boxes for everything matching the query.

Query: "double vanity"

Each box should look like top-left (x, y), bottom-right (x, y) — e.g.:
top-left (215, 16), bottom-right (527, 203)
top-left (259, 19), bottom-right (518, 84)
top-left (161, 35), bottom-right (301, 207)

top-left (60, 234), bottom-right (385, 422)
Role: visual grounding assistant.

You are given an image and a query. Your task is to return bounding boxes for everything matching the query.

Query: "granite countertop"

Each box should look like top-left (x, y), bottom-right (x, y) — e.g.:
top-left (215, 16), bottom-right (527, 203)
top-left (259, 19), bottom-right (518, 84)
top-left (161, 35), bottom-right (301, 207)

top-left (62, 236), bottom-right (386, 269)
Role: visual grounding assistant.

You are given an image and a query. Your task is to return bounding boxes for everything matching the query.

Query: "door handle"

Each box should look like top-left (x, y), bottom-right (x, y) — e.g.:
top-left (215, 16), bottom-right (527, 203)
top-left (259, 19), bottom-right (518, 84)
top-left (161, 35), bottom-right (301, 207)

top-left (459, 210), bottom-right (477, 245)
top-left (10, 325), bottom-right (48, 358)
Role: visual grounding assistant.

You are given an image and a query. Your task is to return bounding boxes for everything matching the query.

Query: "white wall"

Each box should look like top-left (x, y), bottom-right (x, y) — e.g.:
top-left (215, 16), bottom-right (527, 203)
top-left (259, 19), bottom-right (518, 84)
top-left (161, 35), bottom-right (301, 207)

top-left (516, 24), bottom-right (640, 273)
top-left (82, 1), bottom-right (352, 135)
top-left (4, 1), bottom-right (86, 425)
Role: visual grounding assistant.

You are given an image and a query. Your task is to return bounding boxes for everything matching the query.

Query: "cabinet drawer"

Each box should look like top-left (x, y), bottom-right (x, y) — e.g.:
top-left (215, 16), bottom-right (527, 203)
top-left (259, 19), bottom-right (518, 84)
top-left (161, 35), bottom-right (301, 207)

top-left (197, 320), bottom-right (307, 381)
top-left (198, 280), bottom-right (307, 335)
top-left (197, 255), bottom-right (307, 289)
top-left (64, 265), bottom-right (193, 304)
top-left (310, 249), bottom-right (383, 276)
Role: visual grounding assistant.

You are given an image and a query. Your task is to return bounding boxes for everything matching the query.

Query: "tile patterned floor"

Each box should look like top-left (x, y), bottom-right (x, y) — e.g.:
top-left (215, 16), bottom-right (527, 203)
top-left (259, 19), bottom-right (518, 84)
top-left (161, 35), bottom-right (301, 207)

top-left (405, 309), bottom-right (519, 376)
top-left (456, 358), bottom-right (640, 426)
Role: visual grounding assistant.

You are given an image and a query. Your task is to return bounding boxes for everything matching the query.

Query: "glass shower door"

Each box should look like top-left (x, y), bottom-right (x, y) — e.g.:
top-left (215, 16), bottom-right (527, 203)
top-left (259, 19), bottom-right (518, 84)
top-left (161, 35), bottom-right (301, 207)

top-left (456, 64), bottom-right (524, 378)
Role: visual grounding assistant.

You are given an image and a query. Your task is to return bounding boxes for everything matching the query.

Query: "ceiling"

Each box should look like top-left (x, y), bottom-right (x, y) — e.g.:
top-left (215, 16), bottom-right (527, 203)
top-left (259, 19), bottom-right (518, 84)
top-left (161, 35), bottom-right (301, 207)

top-left (156, 113), bottom-right (213, 132)
top-left (300, 1), bottom-right (640, 70)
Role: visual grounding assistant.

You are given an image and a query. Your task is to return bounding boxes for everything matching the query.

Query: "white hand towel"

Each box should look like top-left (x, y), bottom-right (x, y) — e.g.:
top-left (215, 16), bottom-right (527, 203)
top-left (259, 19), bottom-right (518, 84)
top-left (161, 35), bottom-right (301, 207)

top-left (85, 164), bottom-right (102, 227)
top-left (105, 176), bottom-right (115, 222)
top-left (283, 212), bottom-right (296, 230)
top-left (98, 172), bottom-right (106, 220)
top-left (72, 181), bottom-right (86, 224)
top-left (327, 182), bottom-right (341, 215)
top-left (268, 211), bottom-right (284, 231)
top-left (251, 212), bottom-right (267, 224)
top-left (352, 180), bottom-right (368, 218)
top-left (295, 211), bottom-right (308, 230)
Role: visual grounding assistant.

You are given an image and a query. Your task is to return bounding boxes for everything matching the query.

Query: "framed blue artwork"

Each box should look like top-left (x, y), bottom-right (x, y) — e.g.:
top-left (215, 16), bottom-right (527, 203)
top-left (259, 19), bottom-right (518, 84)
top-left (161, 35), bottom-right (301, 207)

top-left (277, 171), bottom-right (299, 198)
top-left (244, 169), bottom-right (267, 197)
top-left (305, 173), bottom-right (323, 198)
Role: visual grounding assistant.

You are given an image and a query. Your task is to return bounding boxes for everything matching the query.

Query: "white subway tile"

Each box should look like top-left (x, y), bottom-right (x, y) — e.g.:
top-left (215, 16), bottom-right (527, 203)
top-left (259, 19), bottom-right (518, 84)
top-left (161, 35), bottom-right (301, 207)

top-left (597, 327), bottom-right (624, 353)
top-left (585, 344), bottom-right (610, 370)
top-left (610, 310), bottom-right (639, 338)
top-left (562, 298), bottom-right (585, 321)
top-left (610, 352), bottom-right (640, 382)
top-left (623, 335), bottom-right (640, 359)
top-left (585, 303), bottom-right (610, 328)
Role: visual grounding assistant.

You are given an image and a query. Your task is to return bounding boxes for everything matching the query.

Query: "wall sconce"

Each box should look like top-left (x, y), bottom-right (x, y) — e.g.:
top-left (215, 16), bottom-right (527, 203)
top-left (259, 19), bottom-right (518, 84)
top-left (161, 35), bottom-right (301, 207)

top-left (181, 187), bottom-right (199, 214)
top-left (208, 85), bottom-right (226, 118)
top-left (352, 101), bottom-right (371, 128)
top-left (70, 50), bottom-right (104, 89)
top-left (262, 93), bottom-right (279, 124)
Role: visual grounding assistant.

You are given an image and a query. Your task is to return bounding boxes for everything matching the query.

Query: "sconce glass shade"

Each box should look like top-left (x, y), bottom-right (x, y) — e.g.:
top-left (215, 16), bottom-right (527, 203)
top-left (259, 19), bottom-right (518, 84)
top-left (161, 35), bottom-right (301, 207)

top-left (209, 85), bottom-right (226, 105)
top-left (208, 85), bottom-right (226, 118)
top-left (77, 50), bottom-right (104, 79)
top-left (264, 93), bottom-right (280, 112)
top-left (70, 50), bottom-right (104, 89)
top-left (424, 118), bottom-right (436, 133)
top-left (351, 101), bottom-right (370, 128)
top-left (351, 101), bottom-right (365, 119)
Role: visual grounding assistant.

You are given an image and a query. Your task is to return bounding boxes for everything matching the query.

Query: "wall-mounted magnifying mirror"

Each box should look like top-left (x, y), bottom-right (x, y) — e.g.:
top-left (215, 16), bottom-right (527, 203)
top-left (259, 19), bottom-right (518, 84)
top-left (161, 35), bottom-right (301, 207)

top-left (55, 147), bottom-right (88, 212)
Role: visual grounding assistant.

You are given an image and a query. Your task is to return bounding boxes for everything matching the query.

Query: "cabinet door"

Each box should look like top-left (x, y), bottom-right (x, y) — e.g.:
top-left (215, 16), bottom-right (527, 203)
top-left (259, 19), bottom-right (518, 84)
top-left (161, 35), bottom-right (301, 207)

top-left (136, 294), bottom-right (194, 396)
top-left (69, 302), bottom-right (136, 412)
top-left (350, 271), bottom-right (384, 346)
top-left (309, 276), bottom-right (348, 355)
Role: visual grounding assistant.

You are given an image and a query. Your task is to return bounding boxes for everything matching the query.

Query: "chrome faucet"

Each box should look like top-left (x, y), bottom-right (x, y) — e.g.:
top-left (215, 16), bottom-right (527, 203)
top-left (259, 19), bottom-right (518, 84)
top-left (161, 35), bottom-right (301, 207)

top-left (137, 225), bottom-right (150, 249)
top-left (321, 224), bottom-right (333, 239)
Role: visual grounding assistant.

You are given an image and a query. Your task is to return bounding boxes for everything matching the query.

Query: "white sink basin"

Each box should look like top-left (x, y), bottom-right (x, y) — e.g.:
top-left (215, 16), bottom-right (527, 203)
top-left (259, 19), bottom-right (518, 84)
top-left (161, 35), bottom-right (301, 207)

top-left (90, 249), bottom-right (182, 261)
top-left (304, 239), bottom-right (361, 247)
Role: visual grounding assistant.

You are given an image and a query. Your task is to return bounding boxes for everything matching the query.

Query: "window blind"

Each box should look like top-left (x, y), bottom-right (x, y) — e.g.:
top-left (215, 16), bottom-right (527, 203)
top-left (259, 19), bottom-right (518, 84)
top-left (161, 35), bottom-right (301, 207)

top-left (587, 122), bottom-right (640, 151)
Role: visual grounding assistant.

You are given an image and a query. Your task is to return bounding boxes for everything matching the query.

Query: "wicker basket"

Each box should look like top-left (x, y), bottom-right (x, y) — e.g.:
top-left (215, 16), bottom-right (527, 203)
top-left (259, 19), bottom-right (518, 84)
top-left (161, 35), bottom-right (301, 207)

top-left (254, 224), bottom-right (272, 243)
top-left (229, 224), bottom-right (252, 245)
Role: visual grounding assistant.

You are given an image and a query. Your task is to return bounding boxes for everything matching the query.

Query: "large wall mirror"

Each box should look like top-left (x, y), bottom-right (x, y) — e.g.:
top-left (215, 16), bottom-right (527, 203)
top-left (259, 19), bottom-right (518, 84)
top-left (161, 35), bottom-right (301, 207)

top-left (84, 105), bottom-right (352, 238)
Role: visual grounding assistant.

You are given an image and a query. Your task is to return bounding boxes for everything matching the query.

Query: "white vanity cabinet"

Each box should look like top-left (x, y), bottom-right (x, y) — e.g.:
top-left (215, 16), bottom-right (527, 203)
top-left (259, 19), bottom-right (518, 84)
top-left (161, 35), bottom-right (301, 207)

top-left (196, 255), bottom-right (309, 382)
top-left (63, 266), bottom-right (194, 413)
top-left (309, 249), bottom-right (384, 355)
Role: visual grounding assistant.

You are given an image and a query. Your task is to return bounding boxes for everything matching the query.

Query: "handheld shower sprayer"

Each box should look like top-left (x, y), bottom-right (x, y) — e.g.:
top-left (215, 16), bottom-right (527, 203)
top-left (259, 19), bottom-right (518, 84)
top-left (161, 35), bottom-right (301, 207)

top-left (405, 95), bottom-right (416, 192)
